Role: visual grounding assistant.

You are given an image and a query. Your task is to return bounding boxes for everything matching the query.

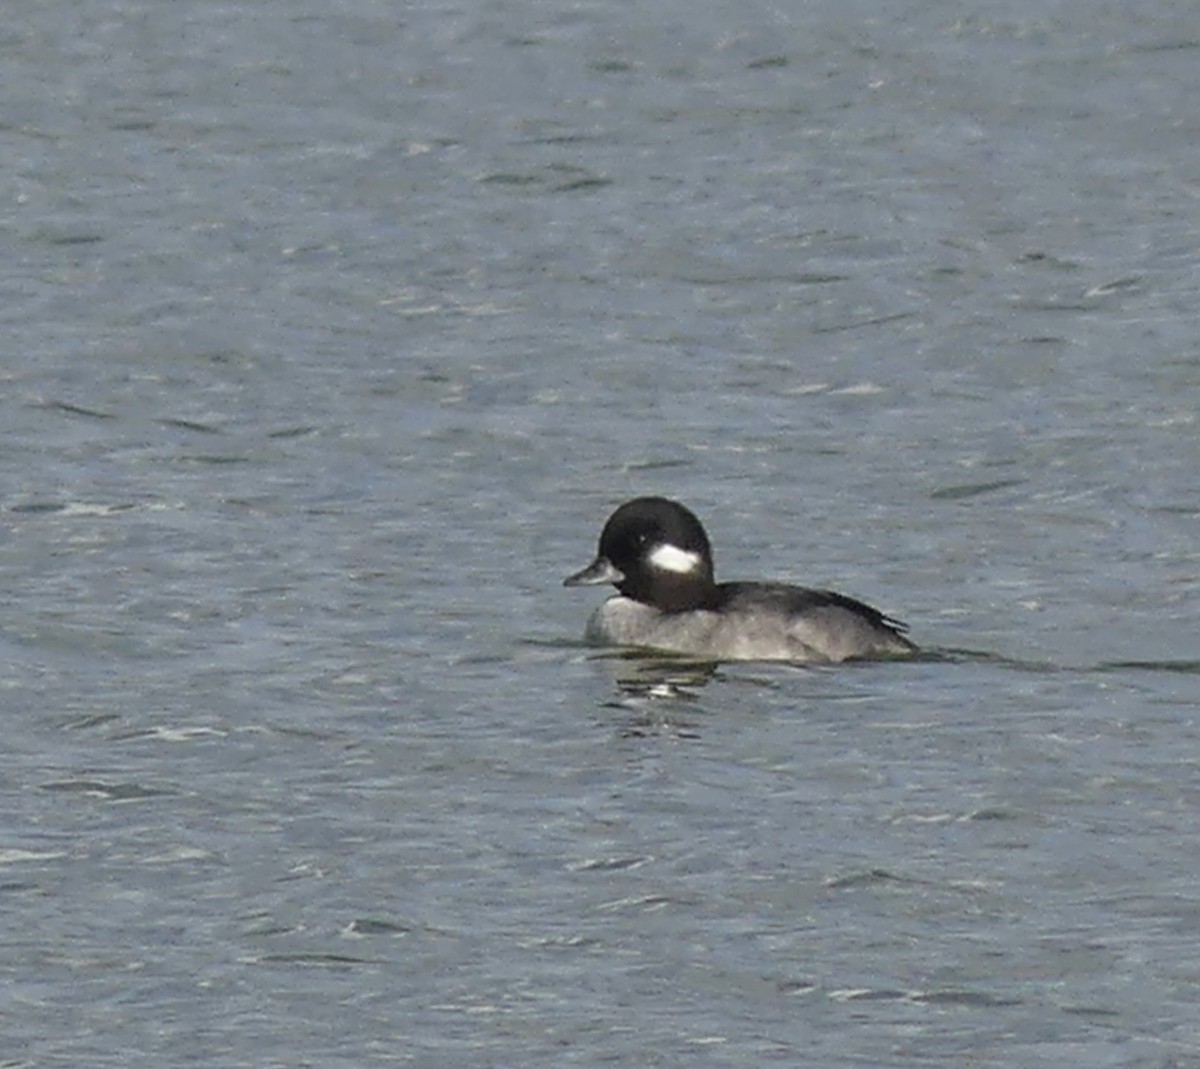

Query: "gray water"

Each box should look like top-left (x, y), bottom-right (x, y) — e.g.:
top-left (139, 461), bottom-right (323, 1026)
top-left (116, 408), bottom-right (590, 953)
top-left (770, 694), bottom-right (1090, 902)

top-left (3, 1), bottom-right (1200, 1065)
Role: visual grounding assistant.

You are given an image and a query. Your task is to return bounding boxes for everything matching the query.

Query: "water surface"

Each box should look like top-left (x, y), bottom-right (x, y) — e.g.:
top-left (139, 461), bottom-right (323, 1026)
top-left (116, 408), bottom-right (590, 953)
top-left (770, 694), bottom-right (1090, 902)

top-left (3, 1), bottom-right (1199, 1065)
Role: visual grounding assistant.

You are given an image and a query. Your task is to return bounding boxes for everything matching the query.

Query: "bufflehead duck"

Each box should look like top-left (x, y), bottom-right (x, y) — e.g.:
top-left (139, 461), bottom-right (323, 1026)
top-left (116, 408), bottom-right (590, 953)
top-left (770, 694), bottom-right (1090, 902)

top-left (564, 496), bottom-right (916, 663)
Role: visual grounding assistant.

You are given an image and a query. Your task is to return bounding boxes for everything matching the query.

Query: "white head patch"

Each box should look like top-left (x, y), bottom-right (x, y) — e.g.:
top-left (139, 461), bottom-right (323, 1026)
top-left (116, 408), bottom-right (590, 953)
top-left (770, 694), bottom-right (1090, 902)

top-left (647, 543), bottom-right (703, 575)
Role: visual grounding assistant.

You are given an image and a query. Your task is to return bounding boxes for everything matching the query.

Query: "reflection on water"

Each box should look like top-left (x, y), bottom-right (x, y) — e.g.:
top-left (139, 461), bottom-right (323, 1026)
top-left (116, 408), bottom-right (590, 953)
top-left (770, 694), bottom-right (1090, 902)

top-left (587, 649), bottom-right (722, 693)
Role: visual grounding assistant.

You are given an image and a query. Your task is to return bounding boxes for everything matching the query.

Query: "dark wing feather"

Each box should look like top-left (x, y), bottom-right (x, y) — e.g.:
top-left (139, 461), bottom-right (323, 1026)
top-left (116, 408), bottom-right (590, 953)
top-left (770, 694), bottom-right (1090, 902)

top-left (715, 582), bottom-right (912, 636)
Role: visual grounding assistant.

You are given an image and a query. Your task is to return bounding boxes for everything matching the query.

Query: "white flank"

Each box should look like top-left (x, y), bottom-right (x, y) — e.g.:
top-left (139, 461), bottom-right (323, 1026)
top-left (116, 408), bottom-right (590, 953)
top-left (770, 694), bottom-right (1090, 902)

top-left (647, 543), bottom-right (702, 574)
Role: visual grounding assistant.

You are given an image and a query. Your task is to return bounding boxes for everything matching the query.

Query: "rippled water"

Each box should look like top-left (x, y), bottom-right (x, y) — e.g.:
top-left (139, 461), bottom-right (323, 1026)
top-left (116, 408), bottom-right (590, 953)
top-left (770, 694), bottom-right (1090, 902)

top-left (3, 1), bottom-right (1199, 1066)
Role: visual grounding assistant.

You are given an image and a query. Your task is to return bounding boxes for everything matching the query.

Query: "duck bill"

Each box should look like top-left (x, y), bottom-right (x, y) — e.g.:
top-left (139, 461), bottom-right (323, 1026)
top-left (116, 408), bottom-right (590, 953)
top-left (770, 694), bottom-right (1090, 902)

top-left (563, 556), bottom-right (624, 587)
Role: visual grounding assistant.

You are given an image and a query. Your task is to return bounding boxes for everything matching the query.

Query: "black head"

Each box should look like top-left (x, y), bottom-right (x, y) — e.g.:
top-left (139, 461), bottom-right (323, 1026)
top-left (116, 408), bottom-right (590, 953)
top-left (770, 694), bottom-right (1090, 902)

top-left (564, 497), bottom-right (717, 611)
